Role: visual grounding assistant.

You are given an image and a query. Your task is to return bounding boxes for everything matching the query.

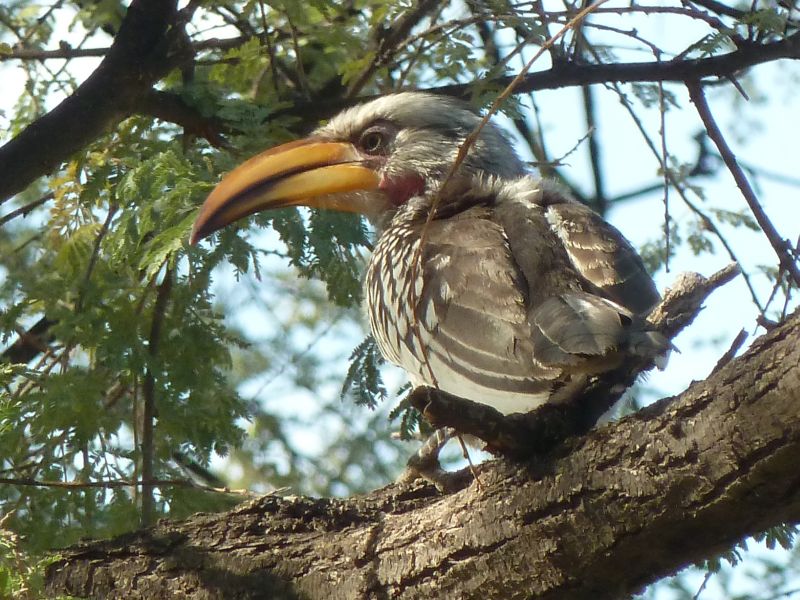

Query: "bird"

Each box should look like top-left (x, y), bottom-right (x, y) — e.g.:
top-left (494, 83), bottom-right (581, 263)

top-left (191, 92), bottom-right (667, 419)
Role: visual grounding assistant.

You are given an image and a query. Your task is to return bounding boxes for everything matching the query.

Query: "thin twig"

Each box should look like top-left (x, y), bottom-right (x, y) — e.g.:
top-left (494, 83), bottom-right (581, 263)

top-left (692, 570), bottom-right (714, 600)
top-left (285, 12), bottom-right (310, 99)
top-left (139, 91), bottom-right (230, 148)
top-left (409, 0), bottom-right (609, 393)
top-left (257, 1), bottom-right (280, 95)
top-left (582, 84), bottom-right (606, 213)
top-left (687, 81), bottom-right (800, 288)
top-left (345, 0), bottom-right (444, 98)
top-left (710, 328), bottom-right (748, 375)
top-left (538, 127), bottom-right (595, 168)
top-left (0, 476), bottom-right (254, 495)
top-left (657, 55), bottom-right (671, 272)
top-left (605, 80), bottom-right (765, 312)
top-left (76, 204), bottom-right (118, 313)
top-left (0, 193), bottom-right (53, 226)
top-left (141, 265), bottom-right (173, 527)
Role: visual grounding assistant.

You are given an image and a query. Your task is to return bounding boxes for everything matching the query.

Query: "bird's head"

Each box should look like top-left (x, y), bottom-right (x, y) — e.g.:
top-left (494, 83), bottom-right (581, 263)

top-left (190, 92), bottom-right (525, 243)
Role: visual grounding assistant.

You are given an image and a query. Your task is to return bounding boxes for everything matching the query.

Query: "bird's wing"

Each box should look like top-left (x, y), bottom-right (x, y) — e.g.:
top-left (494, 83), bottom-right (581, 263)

top-left (418, 208), bottom-right (561, 395)
top-left (525, 289), bottom-right (667, 371)
top-left (542, 194), bottom-right (661, 315)
top-left (492, 181), bottom-right (664, 370)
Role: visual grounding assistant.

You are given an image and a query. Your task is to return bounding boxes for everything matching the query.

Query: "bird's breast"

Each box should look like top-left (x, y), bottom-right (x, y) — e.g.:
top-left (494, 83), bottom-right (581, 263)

top-left (365, 223), bottom-right (423, 369)
top-left (364, 217), bottom-right (561, 415)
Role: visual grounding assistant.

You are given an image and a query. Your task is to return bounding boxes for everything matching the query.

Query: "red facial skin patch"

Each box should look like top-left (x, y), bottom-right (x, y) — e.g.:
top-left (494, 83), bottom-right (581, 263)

top-left (379, 172), bottom-right (426, 207)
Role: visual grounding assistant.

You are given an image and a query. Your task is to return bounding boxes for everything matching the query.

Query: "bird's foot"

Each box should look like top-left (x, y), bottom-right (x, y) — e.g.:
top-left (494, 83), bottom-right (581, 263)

top-left (396, 427), bottom-right (472, 493)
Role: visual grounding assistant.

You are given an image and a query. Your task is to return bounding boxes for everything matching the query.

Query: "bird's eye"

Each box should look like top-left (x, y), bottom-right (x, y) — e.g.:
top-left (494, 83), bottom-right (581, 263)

top-left (358, 126), bottom-right (391, 155)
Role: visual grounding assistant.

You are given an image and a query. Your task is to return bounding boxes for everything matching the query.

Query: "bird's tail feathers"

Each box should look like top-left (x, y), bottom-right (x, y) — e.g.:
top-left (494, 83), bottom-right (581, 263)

top-left (628, 328), bottom-right (674, 370)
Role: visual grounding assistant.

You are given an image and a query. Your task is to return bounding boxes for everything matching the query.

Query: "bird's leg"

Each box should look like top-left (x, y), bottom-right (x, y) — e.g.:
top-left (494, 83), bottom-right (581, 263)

top-left (397, 386), bottom-right (483, 491)
top-left (397, 427), bottom-right (473, 492)
top-left (397, 426), bottom-right (453, 482)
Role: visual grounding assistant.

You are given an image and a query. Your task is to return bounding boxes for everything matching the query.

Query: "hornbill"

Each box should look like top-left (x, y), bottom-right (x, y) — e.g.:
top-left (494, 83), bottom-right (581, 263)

top-left (191, 92), bottom-right (667, 443)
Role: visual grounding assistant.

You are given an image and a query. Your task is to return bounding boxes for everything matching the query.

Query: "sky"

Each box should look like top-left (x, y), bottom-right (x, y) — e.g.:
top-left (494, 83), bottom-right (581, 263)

top-left (1, 3), bottom-right (799, 596)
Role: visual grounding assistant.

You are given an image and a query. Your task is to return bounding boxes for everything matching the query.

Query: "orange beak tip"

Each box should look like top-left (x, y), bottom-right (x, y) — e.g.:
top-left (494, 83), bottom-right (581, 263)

top-left (189, 220), bottom-right (208, 246)
top-left (189, 140), bottom-right (382, 241)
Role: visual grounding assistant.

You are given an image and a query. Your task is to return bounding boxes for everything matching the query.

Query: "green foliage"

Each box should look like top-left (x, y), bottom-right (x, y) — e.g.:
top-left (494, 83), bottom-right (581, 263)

top-left (682, 32), bottom-right (736, 59)
top-left (760, 525), bottom-right (797, 552)
top-left (341, 336), bottom-right (387, 409)
top-left (687, 218), bottom-right (715, 256)
top-left (388, 385), bottom-right (427, 442)
top-left (709, 207), bottom-right (760, 231)
top-left (741, 9), bottom-right (788, 39)
top-left (270, 208), bottom-right (370, 306)
top-left (0, 521), bottom-right (47, 600)
top-left (0, 0), bottom-right (798, 596)
top-left (631, 82), bottom-right (679, 110)
top-left (0, 127), bottom-right (251, 553)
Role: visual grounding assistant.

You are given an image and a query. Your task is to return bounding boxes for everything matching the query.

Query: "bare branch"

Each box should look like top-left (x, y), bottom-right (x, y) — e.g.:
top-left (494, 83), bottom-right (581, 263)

top-left (287, 31), bottom-right (800, 121)
top-left (140, 267), bottom-right (173, 527)
top-left (603, 78), bottom-right (766, 312)
top-left (0, 476), bottom-right (254, 496)
top-left (346, 0), bottom-right (446, 97)
top-left (0, 192), bottom-right (53, 226)
top-left (0, 35), bottom-right (252, 63)
top-left (687, 81), bottom-right (800, 288)
top-left (0, 46), bottom-right (109, 61)
top-left (139, 90), bottom-right (231, 148)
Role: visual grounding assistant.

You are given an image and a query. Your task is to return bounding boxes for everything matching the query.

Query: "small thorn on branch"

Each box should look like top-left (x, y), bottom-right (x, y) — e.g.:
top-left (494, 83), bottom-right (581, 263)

top-left (710, 328), bottom-right (748, 375)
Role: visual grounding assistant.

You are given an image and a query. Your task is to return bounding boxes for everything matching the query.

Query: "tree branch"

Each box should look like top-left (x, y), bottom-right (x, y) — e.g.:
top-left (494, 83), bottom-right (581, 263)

top-left (0, 35), bottom-right (252, 63)
top-left (0, 46), bottom-right (109, 61)
top-left (345, 0), bottom-right (446, 97)
top-left (687, 81), bottom-right (800, 288)
top-left (438, 30), bottom-right (800, 95)
top-left (1, 316), bottom-right (57, 365)
top-left (285, 31), bottom-right (800, 121)
top-left (0, 0), bottom-right (185, 204)
top-left (45, 301), bottom-right (800, 599)
top-left (139, 90), bottom-right (231, 148)
top-left (140, 268), bottom-right (173, 528)
top-left (0, 192), bottom-right (53, 226)
top-left (0, 477), bottom-right (250, 496)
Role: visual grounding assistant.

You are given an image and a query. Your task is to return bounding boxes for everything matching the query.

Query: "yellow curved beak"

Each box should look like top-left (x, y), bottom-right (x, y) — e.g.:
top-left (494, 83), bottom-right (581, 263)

top-left (190, 139), bottom-right (382, 244)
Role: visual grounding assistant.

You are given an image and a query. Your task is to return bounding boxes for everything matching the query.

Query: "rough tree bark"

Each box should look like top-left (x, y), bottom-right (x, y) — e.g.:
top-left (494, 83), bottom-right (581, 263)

top-left (46, 295), bottom-right (800, 598)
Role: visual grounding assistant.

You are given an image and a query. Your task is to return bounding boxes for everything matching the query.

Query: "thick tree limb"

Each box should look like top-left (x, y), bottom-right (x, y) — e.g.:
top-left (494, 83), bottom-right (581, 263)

top-left (46, 278), bottom-right (800, 599)
top-left (0, 0), bottom-right (185, 204)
